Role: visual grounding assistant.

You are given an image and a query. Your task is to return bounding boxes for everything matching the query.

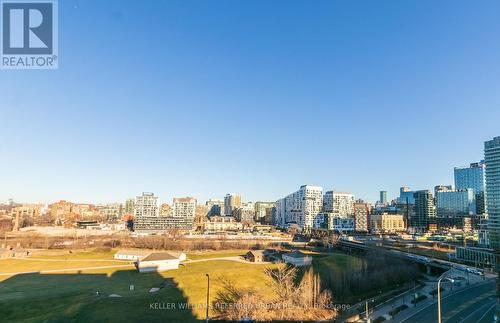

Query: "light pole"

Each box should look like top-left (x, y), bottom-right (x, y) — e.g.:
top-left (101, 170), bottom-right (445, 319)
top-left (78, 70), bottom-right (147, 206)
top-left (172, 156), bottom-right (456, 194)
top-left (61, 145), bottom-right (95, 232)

top-left (205, 273), bottom-right (210, 323)
top-left (437, 273), bottom-right (454, 323)
top-left (365, 300), bottom-right (369, 323)
top-left (365, 299), bottom-right (373, 323)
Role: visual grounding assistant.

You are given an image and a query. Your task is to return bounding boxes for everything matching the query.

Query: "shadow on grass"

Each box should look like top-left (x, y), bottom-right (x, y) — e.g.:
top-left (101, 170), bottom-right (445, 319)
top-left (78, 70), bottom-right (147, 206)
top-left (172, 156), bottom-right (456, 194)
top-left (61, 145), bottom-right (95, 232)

top-left (0, 270), bottom-right (202, 322)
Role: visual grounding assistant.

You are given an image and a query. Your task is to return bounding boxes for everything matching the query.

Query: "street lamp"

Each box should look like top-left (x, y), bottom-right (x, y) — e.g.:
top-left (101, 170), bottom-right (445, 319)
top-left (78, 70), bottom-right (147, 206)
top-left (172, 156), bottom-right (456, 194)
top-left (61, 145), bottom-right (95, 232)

top-left (437, 273), bottom-right (454, 323)
top-left (205, 274), bottom-right (210, 323)
top-left (365, 299), bottom-right (374, 323)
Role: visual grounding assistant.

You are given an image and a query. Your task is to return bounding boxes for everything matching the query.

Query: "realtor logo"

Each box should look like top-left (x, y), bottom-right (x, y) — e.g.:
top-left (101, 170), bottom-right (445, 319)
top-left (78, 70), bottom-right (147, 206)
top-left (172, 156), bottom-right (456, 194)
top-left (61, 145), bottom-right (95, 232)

top-left (1, 0), bottom-right (58, 69)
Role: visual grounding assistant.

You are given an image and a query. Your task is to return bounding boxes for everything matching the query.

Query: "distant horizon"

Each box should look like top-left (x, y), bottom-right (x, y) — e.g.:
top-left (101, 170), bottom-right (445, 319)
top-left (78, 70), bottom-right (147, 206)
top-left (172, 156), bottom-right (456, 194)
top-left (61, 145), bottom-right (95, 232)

top-left (0, 151), bottom-right (488, 206)
top-left (2, 1), bottom-right (500, 205)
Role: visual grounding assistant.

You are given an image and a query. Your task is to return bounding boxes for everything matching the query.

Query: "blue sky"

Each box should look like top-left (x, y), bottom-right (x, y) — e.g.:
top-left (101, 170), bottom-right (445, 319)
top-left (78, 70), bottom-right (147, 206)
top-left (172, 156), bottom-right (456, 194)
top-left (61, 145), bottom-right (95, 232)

top-left (1, 0), bottom-right (500, 204)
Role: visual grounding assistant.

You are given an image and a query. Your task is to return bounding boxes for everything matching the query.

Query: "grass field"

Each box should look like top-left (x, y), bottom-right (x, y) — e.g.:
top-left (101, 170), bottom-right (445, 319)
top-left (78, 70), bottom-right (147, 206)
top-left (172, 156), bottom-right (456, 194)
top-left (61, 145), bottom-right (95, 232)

top-left (0, 248), bottom-right (364, 322)
top-left (0, 249), bottom-right (280, 322)
top-left (186, 249), bottom-right (247, 260)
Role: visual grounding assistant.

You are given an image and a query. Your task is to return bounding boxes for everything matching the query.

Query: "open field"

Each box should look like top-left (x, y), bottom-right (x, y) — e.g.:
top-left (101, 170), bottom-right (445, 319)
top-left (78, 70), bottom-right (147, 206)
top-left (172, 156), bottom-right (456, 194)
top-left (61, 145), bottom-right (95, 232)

top-left (0, 249), bottom-right (281, 322)
top-left (186, 249), bottom-right (248, 260)
top-left (0, 248), bottom-right (379, 322)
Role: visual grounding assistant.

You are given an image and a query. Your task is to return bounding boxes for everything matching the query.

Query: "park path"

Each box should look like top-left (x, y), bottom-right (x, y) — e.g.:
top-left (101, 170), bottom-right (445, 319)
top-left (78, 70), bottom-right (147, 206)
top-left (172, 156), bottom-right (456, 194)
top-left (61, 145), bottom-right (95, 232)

top-left (0, 256), bottom-right (270, 277)
top-left (0, 264), bottom-right (135, 276)
top-left (184, 256), bottom-right (272, 265)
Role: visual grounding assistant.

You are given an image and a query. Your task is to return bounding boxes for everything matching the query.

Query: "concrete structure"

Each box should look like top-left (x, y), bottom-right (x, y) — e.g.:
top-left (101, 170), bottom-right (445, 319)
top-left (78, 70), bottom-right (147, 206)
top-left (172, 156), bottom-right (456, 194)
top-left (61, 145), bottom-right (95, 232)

top-left (203, 216), bottom-right (242, 232)
top-left (133, 216), bottom-right (194, 231)
top-left (275, 185), bottom-right (323, 230)
top-left (354, 201), bottom-right (370, 232)
top-left (323, 191), bottom-right (354, 216)
top-left (282, 250), bottom-right (312, 266)
top-left (455, 246), bottom-right (495, 268)
top-left (224, 193), bottom-right (241, 216)
top-left (135, 253), bottom-right (180, 273)
top-left (370, 213), bottom-right (406, 233)
top-left (134, 192), bottom-right (159, 218)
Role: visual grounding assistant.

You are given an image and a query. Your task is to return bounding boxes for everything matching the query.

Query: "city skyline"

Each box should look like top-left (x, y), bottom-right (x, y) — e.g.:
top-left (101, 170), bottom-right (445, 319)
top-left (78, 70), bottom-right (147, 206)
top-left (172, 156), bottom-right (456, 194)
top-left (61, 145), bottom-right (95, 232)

top-left (2, 1), bottom-right (500, 204)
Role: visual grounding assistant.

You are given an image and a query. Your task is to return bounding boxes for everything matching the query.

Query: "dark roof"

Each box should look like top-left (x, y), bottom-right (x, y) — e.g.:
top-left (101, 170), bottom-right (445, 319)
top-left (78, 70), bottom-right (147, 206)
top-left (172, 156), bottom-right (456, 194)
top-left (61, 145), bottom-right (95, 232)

top-left (284, 250), bottom-right (310, 258)
top-left (141, 252), bottom-right (178, 262)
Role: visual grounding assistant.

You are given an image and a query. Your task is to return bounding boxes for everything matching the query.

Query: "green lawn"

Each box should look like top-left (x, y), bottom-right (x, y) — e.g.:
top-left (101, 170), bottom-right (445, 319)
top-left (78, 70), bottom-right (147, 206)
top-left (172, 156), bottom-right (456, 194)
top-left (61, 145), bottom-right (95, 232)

top-left (0, 249), bottom-right (370, 322)
top-left (186, 249), bottom-right (247, 260)
top-left (0, 250), bottom-right (280, 322)
top-left (29, 249), bottom-right (118, 260)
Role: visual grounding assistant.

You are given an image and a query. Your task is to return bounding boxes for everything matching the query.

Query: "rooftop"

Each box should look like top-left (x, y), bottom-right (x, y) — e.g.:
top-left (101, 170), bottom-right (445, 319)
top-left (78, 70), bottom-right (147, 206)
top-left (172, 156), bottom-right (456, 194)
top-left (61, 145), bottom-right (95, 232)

top-left (141, 252), bottom-right (179, 262)
top-left (284, 250), bottom-right (310, 258)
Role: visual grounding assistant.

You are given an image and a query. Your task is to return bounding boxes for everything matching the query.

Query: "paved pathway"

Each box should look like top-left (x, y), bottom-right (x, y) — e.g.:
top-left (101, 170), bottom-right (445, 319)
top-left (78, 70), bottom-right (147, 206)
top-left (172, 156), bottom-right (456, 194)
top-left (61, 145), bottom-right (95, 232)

top-left (184, 256), bottom-right (271, 265)
top-left (0, 264), bottom-right (135, 276)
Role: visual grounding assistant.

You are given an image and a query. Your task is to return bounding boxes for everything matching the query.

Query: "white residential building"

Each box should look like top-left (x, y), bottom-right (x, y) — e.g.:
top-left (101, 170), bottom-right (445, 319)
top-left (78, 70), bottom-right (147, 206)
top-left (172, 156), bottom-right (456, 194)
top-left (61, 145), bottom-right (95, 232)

top-left (134, 192), bottom-right (159, 218)
top-left (313, 212), bottom-right (355, 232)
top-left (323, 191), bottom-right (355, 216)
top-left (172, 197), bottom-right (196, 219)
top-left (274, 185), bottom-right (323, 230)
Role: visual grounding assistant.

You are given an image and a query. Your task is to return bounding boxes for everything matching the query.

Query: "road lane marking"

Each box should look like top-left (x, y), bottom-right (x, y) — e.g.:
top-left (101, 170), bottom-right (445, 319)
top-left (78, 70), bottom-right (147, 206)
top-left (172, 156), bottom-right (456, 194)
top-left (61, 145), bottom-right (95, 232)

top-left (457, 298), bottom-right (496, 323)
top-left (443, 291), bottom-right (496, 320)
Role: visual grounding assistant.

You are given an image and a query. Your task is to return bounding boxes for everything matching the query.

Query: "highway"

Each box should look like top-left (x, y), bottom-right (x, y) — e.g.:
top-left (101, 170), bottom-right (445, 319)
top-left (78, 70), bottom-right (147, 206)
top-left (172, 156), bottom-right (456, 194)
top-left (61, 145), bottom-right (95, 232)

top-left (398, 281), bottom-right (496, 323)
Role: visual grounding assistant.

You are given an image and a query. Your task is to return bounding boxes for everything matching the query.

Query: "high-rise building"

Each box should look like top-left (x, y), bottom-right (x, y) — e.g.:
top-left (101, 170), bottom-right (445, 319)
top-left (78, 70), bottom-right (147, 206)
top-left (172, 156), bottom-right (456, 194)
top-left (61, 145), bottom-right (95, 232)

top-left (485, 137), bottom-right (500, 251)
top-left (323, 191), bottom-right (354, 216)
top-left (379, 191), bottom-right (388, 205)
top-left (455, 161), bottom-right (486, 193)
top-left (124, 198), bottom-right (135, 215)
top-left (172, 197), bottom-right (196, 219)
top-left (434, 185), bottom-right (453, 198)
top-left (411, 190), bottom-right (435, 232)
top-left (274, 185), bottom-right (323, 229)
top-left (254, 201), bottom-right (275, 224)
top-left (455, 161), bottom-right (486, 216)
top-left (396, 187), bottom-right (416, 227)
top-left (206, 199), bottom-right (224, 217)
top-left (397, 187), bottom-right (415, 204)
top-left (134, 192), bottom-right (159, 218)
top-left (234, 202), bottom-right (255, 223)
top-left (435, 187), bottom-right (475, 227)
top-left (354, 201), bottom-right (371, 232)
top-left (224, 193), bottom-right (242, 216)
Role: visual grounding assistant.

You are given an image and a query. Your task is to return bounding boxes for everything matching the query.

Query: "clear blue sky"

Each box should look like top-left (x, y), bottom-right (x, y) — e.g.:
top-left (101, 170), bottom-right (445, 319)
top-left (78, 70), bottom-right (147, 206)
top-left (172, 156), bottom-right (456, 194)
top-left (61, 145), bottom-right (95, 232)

top-left (1, 0), bottom-right (500, 204)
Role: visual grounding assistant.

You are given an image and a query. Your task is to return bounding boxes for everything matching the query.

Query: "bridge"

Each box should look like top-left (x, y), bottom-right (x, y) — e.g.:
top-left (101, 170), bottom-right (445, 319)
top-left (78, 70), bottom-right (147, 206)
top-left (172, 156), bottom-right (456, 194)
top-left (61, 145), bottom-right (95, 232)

top-left (304, 228), bottom-right (451, 273)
